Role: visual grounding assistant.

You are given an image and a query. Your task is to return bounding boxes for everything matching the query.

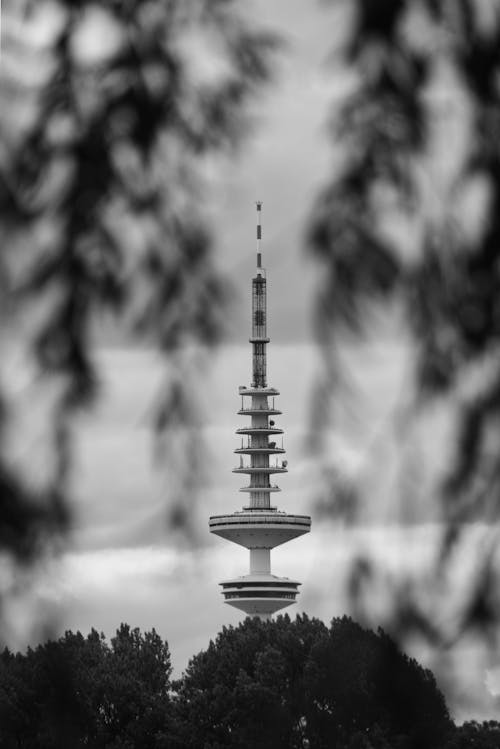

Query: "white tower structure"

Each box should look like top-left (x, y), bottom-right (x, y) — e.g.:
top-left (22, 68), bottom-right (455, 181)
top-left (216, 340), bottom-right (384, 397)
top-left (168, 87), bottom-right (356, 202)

top-left (209, 203), bottom-right (311, 620)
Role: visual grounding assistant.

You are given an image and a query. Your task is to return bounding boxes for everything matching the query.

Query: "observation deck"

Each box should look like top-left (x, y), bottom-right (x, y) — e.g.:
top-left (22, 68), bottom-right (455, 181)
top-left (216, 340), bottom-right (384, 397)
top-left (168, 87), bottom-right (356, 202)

top-left (238, 407), bottom-right (282, 416)
top-left (209, 510), bottom-right (311, 548)
top-left (220, 573), bottom-right (300, 616)
top-left (232, 465), bottom-right (288, 475)
top-left (238, 386), bottom-right (279, 396)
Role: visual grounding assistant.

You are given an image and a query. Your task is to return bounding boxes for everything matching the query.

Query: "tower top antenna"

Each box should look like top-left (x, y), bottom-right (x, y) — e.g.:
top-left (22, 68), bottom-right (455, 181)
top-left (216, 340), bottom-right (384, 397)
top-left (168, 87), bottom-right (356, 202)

top-left (256, 201), bottom-right (262, 266)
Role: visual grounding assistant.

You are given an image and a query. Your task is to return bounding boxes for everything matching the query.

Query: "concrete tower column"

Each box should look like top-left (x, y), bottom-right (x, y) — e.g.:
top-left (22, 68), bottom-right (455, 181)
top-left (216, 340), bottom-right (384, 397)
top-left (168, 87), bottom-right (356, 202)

top-left (250, 548), bottom-right (270, 574)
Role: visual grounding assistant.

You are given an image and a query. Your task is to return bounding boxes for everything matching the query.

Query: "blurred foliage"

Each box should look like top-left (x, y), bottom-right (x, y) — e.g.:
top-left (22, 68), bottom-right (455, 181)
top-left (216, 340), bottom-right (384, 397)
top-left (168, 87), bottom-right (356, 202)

top-left (307, 0), bottom-right (500, 712)
top-left (0, 0), bottom-right (277, 572)
top-left (309, 0), bottom-right (500, 513)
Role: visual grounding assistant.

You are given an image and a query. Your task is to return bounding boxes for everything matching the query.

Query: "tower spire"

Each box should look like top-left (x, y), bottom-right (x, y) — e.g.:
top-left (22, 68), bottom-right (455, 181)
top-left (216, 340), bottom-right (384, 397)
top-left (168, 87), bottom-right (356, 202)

top-left (251, 202), bottom-right (268, 389)
top-left (209, 205), bottom-right (311, 621)
top-left (256, 200), bottom-right (262, 268)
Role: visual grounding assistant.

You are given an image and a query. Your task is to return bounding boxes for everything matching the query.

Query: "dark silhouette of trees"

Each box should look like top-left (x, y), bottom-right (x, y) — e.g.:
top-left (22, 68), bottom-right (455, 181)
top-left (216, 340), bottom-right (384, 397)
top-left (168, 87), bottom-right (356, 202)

top-left (0, 624), bottom-right (173, 748)
top-left (174, 614), bottom-right (451, 749)
top-left (4, 615), bottom-right (500, 747)
top-left (174, 614), bottom-right (329, 749)
top-left (304, 618), bottom-right (451, 749)
top-left (444, 720), bottom-right (500, 749)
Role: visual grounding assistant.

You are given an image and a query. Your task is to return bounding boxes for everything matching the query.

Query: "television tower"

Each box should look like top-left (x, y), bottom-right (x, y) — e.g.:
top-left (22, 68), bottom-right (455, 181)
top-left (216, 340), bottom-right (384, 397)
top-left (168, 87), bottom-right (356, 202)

top-left (209, 203), bottom-right (311, 620)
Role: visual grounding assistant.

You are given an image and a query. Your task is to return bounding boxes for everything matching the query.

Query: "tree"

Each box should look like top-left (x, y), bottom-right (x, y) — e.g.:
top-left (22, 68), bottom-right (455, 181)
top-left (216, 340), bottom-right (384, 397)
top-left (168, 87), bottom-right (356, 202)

top-left (444, 720), bottom-right (500, 749)
top-left (174, 614), bottom-right (451, 749)
top-left (304, 617), bottom-right (451, 748)
top-left (0, 625), bottom-right (173, 748)
top-left (174, 614), bottom-right (328, 749)
top-left (0, 647), bottom-right (38, 747)
top-left (97, 624), bottom-right (173, 748)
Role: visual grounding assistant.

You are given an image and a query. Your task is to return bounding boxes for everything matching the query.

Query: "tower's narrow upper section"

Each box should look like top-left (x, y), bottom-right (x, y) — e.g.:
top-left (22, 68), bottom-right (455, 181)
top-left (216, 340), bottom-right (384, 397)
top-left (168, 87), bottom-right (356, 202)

top-left (251, 202), bottom-right (269, 388)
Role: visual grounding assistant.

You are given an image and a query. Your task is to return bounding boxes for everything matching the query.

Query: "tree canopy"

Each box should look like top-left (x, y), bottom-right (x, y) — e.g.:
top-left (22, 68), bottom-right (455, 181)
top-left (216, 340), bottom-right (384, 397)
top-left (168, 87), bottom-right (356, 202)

top-left (0, 624), bottom-right (173, 748)
top-left (447, 720), bottom-right (500, 749)
top-left (0, 615), bottom-right (459, 749)
top-left (175, 614), bottom-right (452, 749)
top-left (2, 614), bottom-right (500, 748)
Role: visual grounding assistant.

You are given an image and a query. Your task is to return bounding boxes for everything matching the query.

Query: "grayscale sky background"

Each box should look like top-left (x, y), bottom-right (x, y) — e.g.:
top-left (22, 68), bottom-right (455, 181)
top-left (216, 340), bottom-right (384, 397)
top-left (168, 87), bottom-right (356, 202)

top-left (3, 0), bottom-right (500, 724)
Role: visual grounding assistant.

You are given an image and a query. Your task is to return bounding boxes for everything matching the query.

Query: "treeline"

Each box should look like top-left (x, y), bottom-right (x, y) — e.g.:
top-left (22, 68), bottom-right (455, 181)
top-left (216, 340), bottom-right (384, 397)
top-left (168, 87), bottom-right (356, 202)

top-left (0, 615), bottom-right (497, 748)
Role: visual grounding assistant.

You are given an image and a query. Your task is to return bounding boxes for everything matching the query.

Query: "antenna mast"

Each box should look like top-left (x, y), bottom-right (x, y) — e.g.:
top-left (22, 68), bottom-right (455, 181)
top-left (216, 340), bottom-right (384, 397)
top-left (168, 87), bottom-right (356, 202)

top-left (251, 201), bottom-right (267, 388)
top-left (256, 200), bottom-right (262, 267)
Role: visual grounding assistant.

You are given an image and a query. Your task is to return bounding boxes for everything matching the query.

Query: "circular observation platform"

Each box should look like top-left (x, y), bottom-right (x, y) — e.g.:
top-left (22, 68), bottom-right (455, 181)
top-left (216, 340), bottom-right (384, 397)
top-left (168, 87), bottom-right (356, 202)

top-left (238, 407), bottom-right (282, 416)
top-left (239, 386), bottom-right (280, 396)
top-left (209, 511), bottom-right (311, 548)
top-left (234, 447), bottom-right (286, 456)
top-left (239, 485), bottom-right (281, 493)
top-left (236, 427), bottom-right (283, 436)
top-left (220, 573), bottom-right (301, 616)
top-left (233, 465), bottom-right (288, 475)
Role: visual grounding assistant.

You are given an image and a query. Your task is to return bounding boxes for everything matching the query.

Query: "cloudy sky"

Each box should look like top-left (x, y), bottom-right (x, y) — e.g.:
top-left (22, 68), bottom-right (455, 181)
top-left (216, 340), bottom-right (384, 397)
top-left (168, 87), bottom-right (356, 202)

top-left (2, 0), bottom-right (500, 724)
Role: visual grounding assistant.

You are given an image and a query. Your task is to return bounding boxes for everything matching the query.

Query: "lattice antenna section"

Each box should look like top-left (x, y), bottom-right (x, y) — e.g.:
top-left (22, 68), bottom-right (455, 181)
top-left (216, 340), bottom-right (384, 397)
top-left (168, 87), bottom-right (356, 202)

top-left (251, 202), bottom-right (269, 388)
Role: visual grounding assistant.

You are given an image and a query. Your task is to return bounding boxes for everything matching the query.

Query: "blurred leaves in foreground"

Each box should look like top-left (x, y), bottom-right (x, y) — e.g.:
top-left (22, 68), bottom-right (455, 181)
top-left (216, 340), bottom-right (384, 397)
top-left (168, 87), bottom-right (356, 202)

top-left (0, 0), bottom-right (277, 623)
top-left (0, 0), bottom-right (276, 560)
top-left (308, 0), bottom-right (500, 715)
